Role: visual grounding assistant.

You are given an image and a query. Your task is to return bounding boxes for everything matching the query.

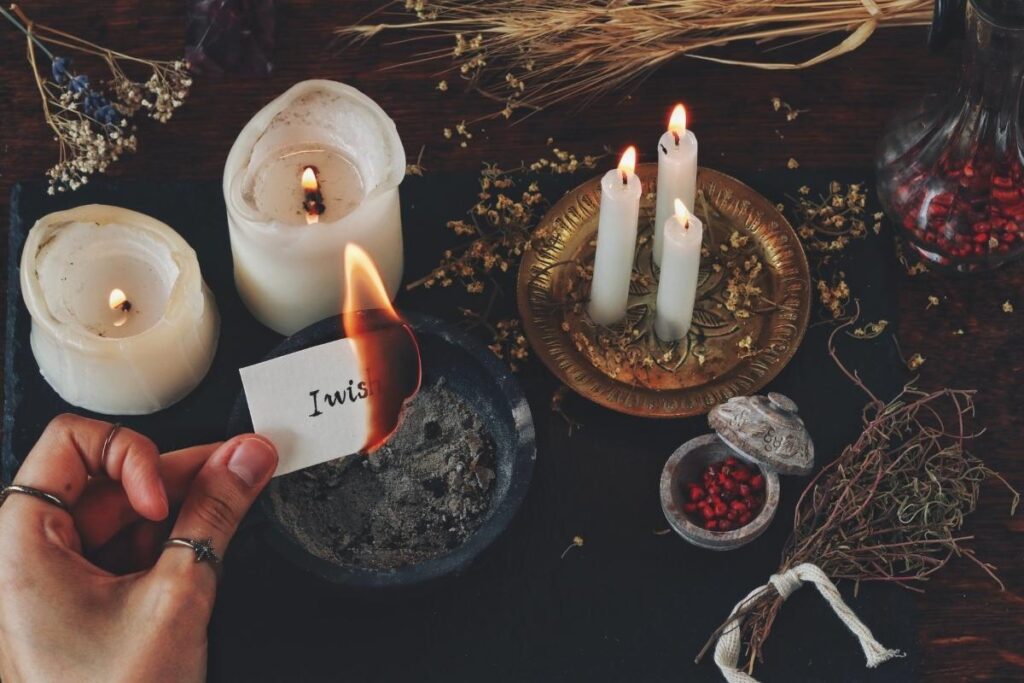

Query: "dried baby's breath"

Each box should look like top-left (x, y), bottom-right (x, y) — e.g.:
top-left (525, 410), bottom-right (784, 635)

top-left (786, 158), bottom-right (800, 170)
top-left (1002, 300), bottom-right (1014, 314)
top-left (907, 353), bottom-right (926, 371)
top-left (850, 319), bottom-right (888, 339)
top-left (927, 295), bottom-right (939, 309)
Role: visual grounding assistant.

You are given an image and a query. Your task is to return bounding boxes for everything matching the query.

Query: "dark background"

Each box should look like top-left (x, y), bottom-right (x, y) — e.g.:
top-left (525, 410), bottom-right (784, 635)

top-left (0, 2), bottom-right (1021, 681)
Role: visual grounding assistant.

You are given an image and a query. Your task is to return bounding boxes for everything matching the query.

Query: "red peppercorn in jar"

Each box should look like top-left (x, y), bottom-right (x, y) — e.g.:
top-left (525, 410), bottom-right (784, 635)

top-left (877, 0), bottom-right (1024, 271)
top-left (660, 393), bottom-right (814, 551)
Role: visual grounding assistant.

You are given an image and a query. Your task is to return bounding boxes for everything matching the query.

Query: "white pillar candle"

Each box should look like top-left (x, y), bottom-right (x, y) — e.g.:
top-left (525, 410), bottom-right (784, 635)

top-left (654, 104), bottom-right (698, 266)
top-left (20, 205), bottom-right (219, 415)
top-left (655, 199), bottom-right (704, 341)
top-left (224, 80), bottom-right (406, 335)
top-left (589, 146), bottom-right (642, 326)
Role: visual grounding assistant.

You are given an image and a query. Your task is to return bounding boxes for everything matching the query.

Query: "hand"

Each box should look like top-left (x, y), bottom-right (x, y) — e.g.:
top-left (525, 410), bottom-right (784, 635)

top-left (0, 414), bottom-right (278, 683)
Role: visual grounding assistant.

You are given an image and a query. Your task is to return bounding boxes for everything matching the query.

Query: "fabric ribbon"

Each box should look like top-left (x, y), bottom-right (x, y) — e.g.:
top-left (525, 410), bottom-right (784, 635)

top-left (713, 563), bottom-right (903, 683)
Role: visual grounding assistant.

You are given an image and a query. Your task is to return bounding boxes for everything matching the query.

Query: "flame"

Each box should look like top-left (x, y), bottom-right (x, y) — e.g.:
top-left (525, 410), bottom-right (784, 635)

top-left (109, 288), bottom-right (127, 310)
top-left (618, 146), bottom-right (637, 178)
top-left (301, 166), bottom-right (319, 192)
top-left (109, 288), bottom-right (130, 327)
top-left (343, 244), bottom-right (399, 321)
top-left (668, 104), bottom-right (687, 136)
top-left (302, 166), bottom-right (321, 225)
top-left (674, 198), bottom-right (689, 225)
top-left (342, 244), bottom-right (422, 453)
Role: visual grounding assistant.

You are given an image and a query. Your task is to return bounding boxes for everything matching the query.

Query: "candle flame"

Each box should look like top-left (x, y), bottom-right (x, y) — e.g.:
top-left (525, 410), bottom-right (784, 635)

top-left (342, 244), bottom-right (422, 453)
top-left (302, 166), bottom-right (321, 225)
top-left (301, 166), bottom-right (319, 192)
top-left (109, 288), bottom-right (130, 328)
top-left (674, 198), bottom-right (690, 227)
top-left (669, 104), bottom-right (687, 137)
top-left (109, 288), bottom-right (128, 310)
top-left (618, 146), bottom-right (637, 182)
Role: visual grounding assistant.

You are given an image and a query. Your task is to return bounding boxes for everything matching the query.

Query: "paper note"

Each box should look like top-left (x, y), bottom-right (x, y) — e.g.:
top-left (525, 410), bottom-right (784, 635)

top-left (240, 338), bottom-right (372, 477)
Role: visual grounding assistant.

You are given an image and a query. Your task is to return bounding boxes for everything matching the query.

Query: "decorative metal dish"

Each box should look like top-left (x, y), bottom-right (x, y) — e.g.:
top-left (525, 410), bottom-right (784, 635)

top-left (517, 165), bottom-right (811, 418)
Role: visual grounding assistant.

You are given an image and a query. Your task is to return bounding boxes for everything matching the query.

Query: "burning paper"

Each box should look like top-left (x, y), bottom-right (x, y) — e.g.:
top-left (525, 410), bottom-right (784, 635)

top-left (240, 245), bottom-right (420, 476)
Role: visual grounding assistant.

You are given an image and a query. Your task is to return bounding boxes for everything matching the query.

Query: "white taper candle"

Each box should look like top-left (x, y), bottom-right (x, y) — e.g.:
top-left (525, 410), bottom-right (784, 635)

top-left (655, 199), bottom-right (704, 341)
top-left (589, 146), bottom-right (642, 326)
top-left (654, 104), bottom-right (698, 266)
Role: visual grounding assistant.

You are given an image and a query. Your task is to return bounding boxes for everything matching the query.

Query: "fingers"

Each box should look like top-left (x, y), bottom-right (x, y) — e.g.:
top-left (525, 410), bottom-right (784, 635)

top-left (11, 414), bottom-right (167, 521)
top-left (156, 435), bottom-right (277, 588)
top-left (74, 443), bottom-right (221, 551)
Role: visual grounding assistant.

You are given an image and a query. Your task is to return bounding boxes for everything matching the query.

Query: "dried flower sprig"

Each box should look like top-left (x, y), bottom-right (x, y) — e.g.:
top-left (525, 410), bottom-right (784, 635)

top-left (1, 4), bottom-right (192, 193)
top-left (406, 143), bottom-right (603, 368)
top-left (339, 1), bottom-right (930, 117)
top-left (698, 309), bottom-right (1019, 675)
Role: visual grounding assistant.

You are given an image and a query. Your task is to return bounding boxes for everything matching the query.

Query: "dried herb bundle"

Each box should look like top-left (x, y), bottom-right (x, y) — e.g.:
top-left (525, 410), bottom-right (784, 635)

top-left (339, 1), bottom-right (930, 117)
top-left (698, 311), bottom-right (1019, 674)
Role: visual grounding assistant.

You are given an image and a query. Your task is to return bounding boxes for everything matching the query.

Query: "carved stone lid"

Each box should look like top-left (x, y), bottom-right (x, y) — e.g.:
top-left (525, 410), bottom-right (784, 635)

top-left (707, 393), bottom-right (814, 475)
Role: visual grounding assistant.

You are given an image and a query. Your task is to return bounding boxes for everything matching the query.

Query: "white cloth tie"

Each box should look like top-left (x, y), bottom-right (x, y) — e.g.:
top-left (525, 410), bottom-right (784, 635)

top-left (713, 563), bottom-right (903, 683)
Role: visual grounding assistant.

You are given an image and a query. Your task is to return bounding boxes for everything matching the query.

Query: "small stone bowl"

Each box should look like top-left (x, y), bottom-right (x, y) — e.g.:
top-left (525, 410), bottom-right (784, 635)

top-left (660, 434), bottom-right (780, 551)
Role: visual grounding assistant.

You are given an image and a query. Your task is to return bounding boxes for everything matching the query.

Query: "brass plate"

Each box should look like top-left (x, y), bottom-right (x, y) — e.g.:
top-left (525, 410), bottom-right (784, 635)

top-left (516, 165), bottom-right (811, 418)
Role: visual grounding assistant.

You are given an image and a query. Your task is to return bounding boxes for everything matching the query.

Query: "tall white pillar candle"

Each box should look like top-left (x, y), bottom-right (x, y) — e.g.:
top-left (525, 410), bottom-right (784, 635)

top-left (654, 104), bottom-right (698, 266)
top-left (20, 205), bottom-right (219, 415)
top-left (655, 199), bottom-right (704, 341)
top-left (224, 80), bottom-right (406, 335)
top-left (588, 146), bottom-right (642, 326)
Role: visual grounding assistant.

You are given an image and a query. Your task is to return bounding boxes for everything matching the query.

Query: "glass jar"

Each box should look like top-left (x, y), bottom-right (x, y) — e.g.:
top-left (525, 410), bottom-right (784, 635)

top-left (877, 0), bottom-right (1024, 271)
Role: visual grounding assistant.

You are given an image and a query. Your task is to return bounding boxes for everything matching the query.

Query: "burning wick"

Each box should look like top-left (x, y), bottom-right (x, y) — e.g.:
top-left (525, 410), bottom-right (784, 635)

top-left (619, 145), bottom-right (637, 186)
top-left (669, 103), bottom-right (686, 147)
top-left (674, 198), bottom-right (690, 230)
top-left (108, 288), bottom-right (132, 328)
top-left (301, 166), bottom-right (325, 225)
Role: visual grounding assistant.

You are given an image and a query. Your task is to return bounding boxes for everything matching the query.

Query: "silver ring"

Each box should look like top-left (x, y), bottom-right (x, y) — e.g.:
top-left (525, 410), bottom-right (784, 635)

top-left (0, 484), bottom-right (69, 512)
top-left (100, 423), bottom-right (122, 470)
top-left (163, 537), bottom-right (222, 574)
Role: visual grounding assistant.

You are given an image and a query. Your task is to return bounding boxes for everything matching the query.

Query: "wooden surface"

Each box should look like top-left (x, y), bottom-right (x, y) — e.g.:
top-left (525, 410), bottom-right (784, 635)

top-left (0, 2), bottom-right (1021, 681)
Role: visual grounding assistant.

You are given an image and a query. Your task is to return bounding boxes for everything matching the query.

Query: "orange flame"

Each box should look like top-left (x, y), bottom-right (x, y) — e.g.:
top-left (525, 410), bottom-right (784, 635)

top-left (674, 198), bottom-right (689, 225)
top-left (668, 104), bottom-right (687, 136)
top-left (618, 146), bottom-right (637, 176)
top-left (342, 244), bottom-right (422, 453)
top-left (301, 166), bottom-right (319, 192)
top-left (302, 166), bottom-right (321, 225)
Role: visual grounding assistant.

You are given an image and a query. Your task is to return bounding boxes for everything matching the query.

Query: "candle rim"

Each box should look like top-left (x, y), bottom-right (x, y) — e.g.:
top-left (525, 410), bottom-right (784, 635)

top-left (224, 80), bottom-right (406, 227)
top-left (21, 205), bottom-right (207, 347)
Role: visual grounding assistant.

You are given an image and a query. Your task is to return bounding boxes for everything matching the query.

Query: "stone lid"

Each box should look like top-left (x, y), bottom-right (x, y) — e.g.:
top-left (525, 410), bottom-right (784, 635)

top-left (707, 393), bottom-right (814, 475)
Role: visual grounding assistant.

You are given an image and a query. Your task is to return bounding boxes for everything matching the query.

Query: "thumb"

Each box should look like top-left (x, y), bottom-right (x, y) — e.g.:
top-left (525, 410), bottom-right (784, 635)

top-left (156, 435), bottom-right (277, 583)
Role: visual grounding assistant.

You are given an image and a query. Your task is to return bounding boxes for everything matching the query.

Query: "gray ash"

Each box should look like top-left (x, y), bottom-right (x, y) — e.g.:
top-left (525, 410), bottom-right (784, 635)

top-left (267, 379), bottom-right (497, 570)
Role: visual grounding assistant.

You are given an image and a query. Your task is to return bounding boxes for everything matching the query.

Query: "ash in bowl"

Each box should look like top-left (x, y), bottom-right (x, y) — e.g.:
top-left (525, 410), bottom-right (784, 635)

top-left (266, 378), bottom-right (497, 570)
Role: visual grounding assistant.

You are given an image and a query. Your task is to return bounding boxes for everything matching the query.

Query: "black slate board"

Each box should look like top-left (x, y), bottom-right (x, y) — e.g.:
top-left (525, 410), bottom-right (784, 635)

top-left (5, 172), bottom-right (918, 682)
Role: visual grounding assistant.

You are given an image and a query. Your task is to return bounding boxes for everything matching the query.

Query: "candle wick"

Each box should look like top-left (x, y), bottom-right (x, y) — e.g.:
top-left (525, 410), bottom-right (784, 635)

top-left (672, 131), bottom-right (680, 146)
top-left (621, 171), bottom-right (628, 186)
top-left (659, 143), bottom-right (668, 156)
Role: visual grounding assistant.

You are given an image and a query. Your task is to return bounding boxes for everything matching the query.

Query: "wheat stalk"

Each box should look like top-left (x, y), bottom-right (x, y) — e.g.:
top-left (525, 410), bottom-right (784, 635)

top-left (339, 0), bottom-right (931, 114)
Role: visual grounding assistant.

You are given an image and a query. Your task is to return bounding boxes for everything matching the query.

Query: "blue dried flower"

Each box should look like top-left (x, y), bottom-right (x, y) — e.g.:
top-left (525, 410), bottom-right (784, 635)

top-left (93, 104), bottom-right (120, 125)
top-left (68, 73), bottom-right (89, 94)
top-left (51, 56), bottom-right (71, 84)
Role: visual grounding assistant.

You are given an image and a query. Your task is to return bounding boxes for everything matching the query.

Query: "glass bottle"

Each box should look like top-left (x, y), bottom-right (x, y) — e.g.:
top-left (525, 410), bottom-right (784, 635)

top-left (876, 0), bottom-right (1024, 271)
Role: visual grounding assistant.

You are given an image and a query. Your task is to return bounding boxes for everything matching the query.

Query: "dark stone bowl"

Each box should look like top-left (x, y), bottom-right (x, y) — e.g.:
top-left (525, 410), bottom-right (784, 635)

top-left (227, 311), bottom-right (536, 590)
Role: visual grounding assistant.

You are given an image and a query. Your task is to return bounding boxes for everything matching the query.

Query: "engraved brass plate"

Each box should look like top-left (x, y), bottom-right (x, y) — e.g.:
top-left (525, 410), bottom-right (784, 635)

top-left (516, 165), bottom-right (811, 418)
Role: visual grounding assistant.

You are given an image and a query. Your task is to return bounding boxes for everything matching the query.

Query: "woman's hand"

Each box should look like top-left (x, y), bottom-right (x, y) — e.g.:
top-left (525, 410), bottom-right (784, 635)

top-left (0, 414), bottom-right (278, 683)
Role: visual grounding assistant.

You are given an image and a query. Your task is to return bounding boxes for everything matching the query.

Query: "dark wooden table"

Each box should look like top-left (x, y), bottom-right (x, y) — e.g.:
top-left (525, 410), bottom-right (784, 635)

top-left (1, 2), bottom-right (1021, 681)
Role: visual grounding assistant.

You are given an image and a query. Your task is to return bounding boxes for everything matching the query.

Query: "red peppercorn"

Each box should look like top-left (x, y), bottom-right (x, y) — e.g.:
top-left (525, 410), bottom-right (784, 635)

top-left (738, 483), bottom-right (751, 497)
top-left (683, 502), bottom-right (698, 514)
top-left (701, 505), bottom-right (715, 520)
top-left (689, 485), bottom-right (705, 502)
top-left (705, 519), bottom-right (718, 531)
top-left (713, 500), bottom-right (728, 517)
top-left (750, 474), bottom-right (764, 491)
top-left (718, 520), bottom-right (733, 532)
